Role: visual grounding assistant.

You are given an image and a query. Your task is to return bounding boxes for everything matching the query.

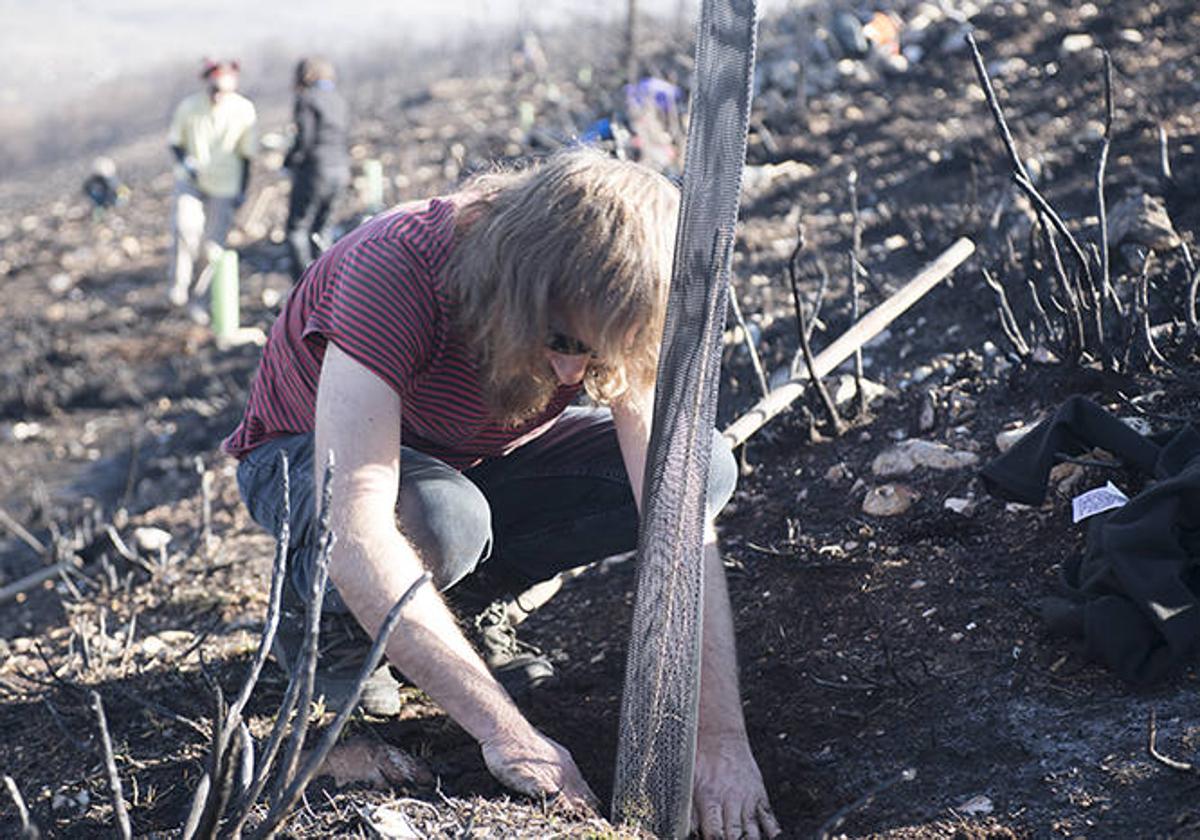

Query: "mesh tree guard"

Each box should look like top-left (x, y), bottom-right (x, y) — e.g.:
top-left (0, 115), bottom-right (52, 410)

top-left (612, 1), bottom-right (758, 836)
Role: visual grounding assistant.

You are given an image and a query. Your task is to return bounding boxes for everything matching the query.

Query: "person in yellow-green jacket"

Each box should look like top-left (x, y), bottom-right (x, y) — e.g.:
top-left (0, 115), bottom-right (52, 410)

top-left (167, 58), bottom-right (258, 317)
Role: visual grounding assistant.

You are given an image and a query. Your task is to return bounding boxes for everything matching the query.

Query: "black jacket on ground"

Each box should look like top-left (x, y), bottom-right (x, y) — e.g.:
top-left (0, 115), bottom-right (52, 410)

top-left (981, 396), bottom-right (1200, 684)
top-left (283, 84), bottom-right (350, 179)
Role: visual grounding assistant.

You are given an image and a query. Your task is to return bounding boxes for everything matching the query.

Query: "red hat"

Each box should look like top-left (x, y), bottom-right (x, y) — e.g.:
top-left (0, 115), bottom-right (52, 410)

top-left (200, 58), bottom-right (240, 79)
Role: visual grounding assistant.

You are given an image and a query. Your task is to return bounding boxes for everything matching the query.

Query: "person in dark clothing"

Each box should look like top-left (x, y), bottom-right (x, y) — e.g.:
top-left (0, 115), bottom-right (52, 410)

top-left (284, 57), bottom-right (350, 282)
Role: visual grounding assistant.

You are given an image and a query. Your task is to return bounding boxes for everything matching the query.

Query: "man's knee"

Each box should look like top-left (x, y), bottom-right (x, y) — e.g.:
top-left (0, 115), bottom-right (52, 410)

top-left (397, 462), bottom-right (493, 591)
top-left (705, 431), bottom-right (738, 520)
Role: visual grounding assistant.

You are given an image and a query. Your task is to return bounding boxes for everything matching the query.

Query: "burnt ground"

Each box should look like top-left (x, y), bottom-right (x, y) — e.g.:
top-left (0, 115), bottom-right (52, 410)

top-left (2, 0), bottom-right (1200, 837)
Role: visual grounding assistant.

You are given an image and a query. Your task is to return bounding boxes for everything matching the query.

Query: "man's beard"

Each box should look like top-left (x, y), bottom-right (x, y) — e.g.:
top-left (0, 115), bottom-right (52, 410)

top-left (485, 367), bottom-right (561, 428)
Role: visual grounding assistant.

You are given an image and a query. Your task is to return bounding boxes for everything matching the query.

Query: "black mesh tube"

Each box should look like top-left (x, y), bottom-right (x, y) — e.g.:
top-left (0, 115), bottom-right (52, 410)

top-left (611, 1), bottom-right (758, 837)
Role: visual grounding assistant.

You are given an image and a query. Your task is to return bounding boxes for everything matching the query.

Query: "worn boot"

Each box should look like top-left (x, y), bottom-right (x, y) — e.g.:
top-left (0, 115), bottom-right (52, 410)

top-left (472, 599), bottom-right (556, 698)
top-left (270, 587), bottom-right (404, 717)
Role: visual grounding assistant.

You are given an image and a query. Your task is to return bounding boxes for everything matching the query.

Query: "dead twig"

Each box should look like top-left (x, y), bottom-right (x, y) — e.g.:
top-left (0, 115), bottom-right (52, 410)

top-left (2, 774), bottom-right (40, 839)
top-left (967, 32), bottom-right (1096, 356)
top-left (725, 238), bottom-right (974, 446)
top-left (256, 571), bottom-right (432, 839)
top-left (0, 555), bottom-right (83, 605)
top-left (1159, 123), bottom-right (1173, 182)
top-left (1026, 278), bottom-right (1059, 357)
top-left (1094, 50), bottom-right (1116, 363)
top-left (787, 224), bottom-right (845, 435)
top-left (0, 507), bottom-right (47, 556)
top-left (90, 690), bottom-right (133, 840)
top-left (848, 168), bottom-right (868, 417)
top-left (196, 456), bottom-right (215, 558)
top-left (184, 450), bottom-right (291, 840)
top-left (267, 458), bottom-right (337, 814)
top-left (727, 290), bottom-right (770, 399)
top-left (817, 766), bottom-right (917, 839)
top-left (120, 427), bottom-right (142, 511)
top-left (982, 268), bottom-right (1030, 357)
top-left (1132, 252), bottom-right (1169, 368)
top-left (1039, 219), bottom-right (1085, 363)
top-left (1148, 708), bottom-right (1198, 774)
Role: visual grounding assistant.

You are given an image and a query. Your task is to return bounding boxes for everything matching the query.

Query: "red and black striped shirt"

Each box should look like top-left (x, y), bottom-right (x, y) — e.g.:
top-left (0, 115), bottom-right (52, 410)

top-left (222, 196), bottom-right (581, 469)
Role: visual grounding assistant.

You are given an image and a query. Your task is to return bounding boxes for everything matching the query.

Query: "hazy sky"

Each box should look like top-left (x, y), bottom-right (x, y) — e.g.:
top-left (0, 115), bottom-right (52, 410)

top-left (0, 1), bottom-right (794, 117)
top-left (0, 2), bottom-right (556, 112)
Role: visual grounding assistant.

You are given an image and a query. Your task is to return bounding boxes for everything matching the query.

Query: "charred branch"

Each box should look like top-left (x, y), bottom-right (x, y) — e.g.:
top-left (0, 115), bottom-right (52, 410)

top-left (982, 268), bottom-right (1030, 357)
top-left (90, 690), bottom-right (133, 840)
top-left (787, 224), bottom-right (845, 435)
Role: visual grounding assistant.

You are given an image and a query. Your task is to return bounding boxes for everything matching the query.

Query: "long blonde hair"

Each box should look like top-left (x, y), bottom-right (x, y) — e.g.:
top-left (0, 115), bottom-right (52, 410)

top-left (442, 148), bottom-right (679, 425)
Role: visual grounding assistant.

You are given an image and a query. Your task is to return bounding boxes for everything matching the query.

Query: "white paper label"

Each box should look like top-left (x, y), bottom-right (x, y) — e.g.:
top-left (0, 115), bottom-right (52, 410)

top-left (1071, 481), bottom-right (1129, 523)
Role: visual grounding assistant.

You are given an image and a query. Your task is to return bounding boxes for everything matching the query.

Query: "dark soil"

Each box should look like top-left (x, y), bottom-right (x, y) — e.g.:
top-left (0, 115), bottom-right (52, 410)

top-left (2, 0), bottom-right (1199, 837)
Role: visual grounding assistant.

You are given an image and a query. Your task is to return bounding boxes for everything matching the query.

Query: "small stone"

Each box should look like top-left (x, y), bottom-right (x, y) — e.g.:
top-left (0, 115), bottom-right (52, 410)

top-left (957, 794), bottom-right (994, 816)
top-left (1118, 29), bottom-right (1144, 44)
top-left (10, 421), bottom-right (43, 441)
top-left (1050, 461), bottom-right (1086, 495)
top-left (909, 364), bottom-right (935, 384)
top-left (862, 483), bottom-right (920, 516)
top-left (949, 632), bottom-right (964, 642)
top-left (944, 497), bottom-right (974, 515)
top-left (825, 463), bottom-right (850, 482)
top-left (1060, 33), bottom-right (1095, 55)
top-left (918, 394), bottom-right (937, 432)
top-left (872, 439), bottom-right (979, 477)
top-left (48, 272), bottom-right (75, 295)
top-left (909, 579), bottom-right (927, 590)
top-left (1107, 192), bottom-right (1181, 251)
top-left (364, 806), bottom-right (422, 839)
top-left (141, 636), bottom-right (166, 658)
top-left (831, 374), bottom-right (889, 408)
top-left (132, 527), bottom-right (171, 553)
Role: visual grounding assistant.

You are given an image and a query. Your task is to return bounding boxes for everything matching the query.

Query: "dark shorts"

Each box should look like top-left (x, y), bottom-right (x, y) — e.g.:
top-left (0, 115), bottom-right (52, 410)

top-left (236, 406), bottom-right (737, 609)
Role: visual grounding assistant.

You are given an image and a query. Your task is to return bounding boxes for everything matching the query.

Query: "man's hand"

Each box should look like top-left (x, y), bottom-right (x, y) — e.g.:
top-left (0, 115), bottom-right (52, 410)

top-left (481, 728), bottom-right (599, 813)
top-left (692, 733), bottom-right (780, 839)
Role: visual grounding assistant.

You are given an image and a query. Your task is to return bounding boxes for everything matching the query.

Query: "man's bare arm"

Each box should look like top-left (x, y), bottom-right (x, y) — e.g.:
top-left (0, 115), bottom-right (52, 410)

top-left (314, 342), bottom-right (596, 808)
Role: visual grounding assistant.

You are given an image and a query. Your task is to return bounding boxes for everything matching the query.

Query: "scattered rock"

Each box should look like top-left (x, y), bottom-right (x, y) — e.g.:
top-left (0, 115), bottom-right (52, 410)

top-left (831, 374), bottom-right (889, 408)
top-left (946, 391), bottom-right (977, 423)
top-left (140, 630), bottom-right (194, 659)
top-left (872, 439), bottom-right (979, 477)
top-left (132, 527), bottom-right (171, 554)
top-left (1059, 33), bottom-right (1096, 55)
top-left (832, 11), bottom-right (869, 57)
top-left (943, 496), bottom-right (975, 516)
top-left (917, 391), bottom-right (937, 432)
top-left (863, 483), bottom-right (920, 516)
top-left (1107, 192), bottom-right (1181, 252)
top-left (362, 805), bottom-right (423, 839)
top-left (825, 463), bottom-right (851, 482)
top-left (741, 160), bottom-right (815, 198)
top-left (909, 364), bottom-right (936, 385)
top-left (957, 794), bottom-right (995, 816)
top-left (1050, 461), bottom-right (1086, 495)
top-left (9, 421), bottom-right (43, 442)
